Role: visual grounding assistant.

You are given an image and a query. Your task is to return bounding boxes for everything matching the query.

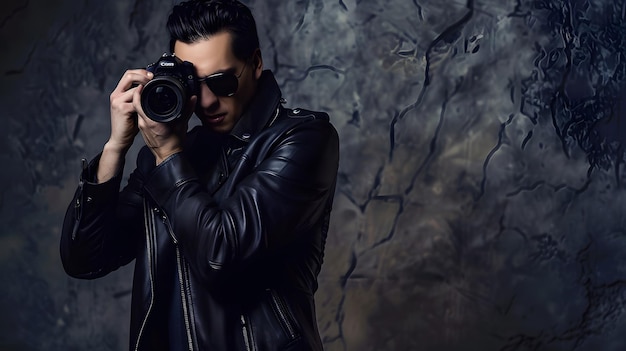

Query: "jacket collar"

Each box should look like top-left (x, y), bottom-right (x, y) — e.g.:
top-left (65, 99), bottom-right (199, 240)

top-left (228, 70), bottom-right (282, 143)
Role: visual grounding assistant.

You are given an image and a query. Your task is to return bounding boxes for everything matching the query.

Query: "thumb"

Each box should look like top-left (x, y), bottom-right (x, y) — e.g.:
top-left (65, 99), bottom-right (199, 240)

top-left (133, 84), bottom-right (147, 119)
top-left (183, 95), bottom-right (198, 121)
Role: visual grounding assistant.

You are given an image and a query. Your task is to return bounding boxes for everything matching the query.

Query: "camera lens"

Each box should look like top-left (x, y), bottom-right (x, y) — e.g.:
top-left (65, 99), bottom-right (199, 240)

top-left (148, 86), bottom-right (178, 116)
top-left (141, 77), bottom-right (186, 123)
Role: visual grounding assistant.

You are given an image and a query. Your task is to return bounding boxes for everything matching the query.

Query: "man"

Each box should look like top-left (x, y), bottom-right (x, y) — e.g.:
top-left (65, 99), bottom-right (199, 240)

top-left (60, 1), bottom-right (339, 350)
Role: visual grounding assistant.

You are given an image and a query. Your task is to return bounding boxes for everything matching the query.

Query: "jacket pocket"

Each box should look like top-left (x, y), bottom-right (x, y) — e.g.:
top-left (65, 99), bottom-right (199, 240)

top-left (267, 289), bottom-right (300, 341)
top-left (242, 289), bottom-right (302, 350)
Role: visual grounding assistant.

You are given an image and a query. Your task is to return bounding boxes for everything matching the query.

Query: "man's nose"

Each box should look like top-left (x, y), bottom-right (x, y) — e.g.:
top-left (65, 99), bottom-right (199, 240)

top-left (199, 83), bottom-right (219, 110)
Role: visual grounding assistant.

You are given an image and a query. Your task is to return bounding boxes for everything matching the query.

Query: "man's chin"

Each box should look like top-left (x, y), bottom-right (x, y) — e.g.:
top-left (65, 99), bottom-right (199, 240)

top-left (200, 118), bottom-right (231, 134)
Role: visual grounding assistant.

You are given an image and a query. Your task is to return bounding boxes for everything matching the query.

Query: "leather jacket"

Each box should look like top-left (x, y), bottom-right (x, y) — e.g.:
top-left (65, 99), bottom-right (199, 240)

top-left (60, 70), bottom-right (339, 351)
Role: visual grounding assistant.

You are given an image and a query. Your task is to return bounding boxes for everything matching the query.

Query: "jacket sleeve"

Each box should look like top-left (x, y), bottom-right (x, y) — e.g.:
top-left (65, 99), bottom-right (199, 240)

top-left (60, 154), bottom-right (145, 279)
top-left (142, 117), bottom-right (339, 284)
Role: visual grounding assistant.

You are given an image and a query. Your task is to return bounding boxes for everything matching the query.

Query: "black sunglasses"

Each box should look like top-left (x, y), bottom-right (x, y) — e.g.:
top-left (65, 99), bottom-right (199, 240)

top-left (197, 61), bottom-right (248, 97)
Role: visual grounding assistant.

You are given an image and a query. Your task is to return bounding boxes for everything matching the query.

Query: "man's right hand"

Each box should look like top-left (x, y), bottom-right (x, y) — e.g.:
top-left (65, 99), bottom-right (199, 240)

top-left (108, 69), bottom-right (154, 152)
top-left (97, 69), bottom-right (154, 183)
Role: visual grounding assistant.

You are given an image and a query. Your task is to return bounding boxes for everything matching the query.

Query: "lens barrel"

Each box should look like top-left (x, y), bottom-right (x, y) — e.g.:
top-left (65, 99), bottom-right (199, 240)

top-left (141, 77), bottom-right (187, 123)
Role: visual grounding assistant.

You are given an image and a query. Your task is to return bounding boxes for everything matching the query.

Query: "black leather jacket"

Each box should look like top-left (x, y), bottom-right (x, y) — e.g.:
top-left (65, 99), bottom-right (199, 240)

top-left (60, 71), bottom-right (339, 351)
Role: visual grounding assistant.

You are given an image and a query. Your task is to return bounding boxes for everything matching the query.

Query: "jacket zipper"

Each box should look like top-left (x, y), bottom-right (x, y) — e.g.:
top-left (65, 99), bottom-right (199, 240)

top-left (269, 289), bottom-right (297, 339)
top-left (135, 199), bottom-right (156, 351)
top-left (160, 209), bottom-right (195, 350)
top-left (240, 314), bottom-right (254, 351)
top-left (159, 210), bottom-right (178, 244)
top-left (176, 247), bottom-right (195, 351)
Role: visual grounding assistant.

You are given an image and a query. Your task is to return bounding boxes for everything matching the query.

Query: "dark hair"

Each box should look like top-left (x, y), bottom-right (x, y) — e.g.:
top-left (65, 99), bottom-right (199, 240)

top-left (167, 0), bottom-right (260, 61)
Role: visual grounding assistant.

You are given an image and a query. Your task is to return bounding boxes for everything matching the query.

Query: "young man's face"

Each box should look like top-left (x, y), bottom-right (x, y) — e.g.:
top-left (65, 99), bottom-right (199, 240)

top-left (174, 31), bottom-right (262, 133)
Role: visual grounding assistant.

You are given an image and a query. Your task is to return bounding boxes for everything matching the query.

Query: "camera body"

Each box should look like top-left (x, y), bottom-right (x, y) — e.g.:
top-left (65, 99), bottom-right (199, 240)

top-left (141, 53), bottom-right (197, 123)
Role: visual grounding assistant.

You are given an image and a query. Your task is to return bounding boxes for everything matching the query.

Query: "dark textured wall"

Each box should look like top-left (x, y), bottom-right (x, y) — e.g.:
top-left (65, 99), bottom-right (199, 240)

top-left (2, 0), bottom-right (626, 350)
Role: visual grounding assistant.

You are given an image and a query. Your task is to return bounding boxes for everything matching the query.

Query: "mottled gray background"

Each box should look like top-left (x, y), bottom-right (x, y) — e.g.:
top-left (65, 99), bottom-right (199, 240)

top-left (2, 0), bottom-right (626, 350)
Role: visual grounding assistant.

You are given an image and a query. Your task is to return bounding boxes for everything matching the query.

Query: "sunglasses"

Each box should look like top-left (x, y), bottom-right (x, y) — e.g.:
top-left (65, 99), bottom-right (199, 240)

top-left (197, 61), bottom-right (248, 97)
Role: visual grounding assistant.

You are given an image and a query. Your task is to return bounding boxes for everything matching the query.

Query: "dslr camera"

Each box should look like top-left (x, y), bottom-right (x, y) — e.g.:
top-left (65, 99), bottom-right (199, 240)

top-left (141, 53), bottom-right (197, 123)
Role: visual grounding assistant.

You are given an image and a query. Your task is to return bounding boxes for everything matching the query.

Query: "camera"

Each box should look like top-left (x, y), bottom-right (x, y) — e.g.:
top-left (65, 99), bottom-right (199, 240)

top-left (141, 53), bottom-right (197, 123)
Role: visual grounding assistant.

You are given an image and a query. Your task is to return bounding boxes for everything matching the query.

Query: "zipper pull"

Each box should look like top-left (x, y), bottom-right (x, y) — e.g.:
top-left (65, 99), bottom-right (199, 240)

top-left (71, 196), bottom-right (81, 241)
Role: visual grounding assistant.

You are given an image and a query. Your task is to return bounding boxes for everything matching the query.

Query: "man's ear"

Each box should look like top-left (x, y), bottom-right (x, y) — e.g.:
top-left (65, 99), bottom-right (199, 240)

top-left (252, 49), bottom-right (263, 79)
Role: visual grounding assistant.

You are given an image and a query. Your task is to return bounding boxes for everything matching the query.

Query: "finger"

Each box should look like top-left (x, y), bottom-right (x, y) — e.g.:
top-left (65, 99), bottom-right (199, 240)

top-left (113, 69), bottom-right (153, 94)
top-left (132, 84), bottom-right (148, 121)
top-left (182, 95), bottom-right (198, 121)
top-left (110, 87), bottom-right (141, 117)
top-left (111, 85), bottom-right (138, 104)
top-left (136, 106), bottom-right (152, 133)
top-left (134, 85), bottom-right (164, 132)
